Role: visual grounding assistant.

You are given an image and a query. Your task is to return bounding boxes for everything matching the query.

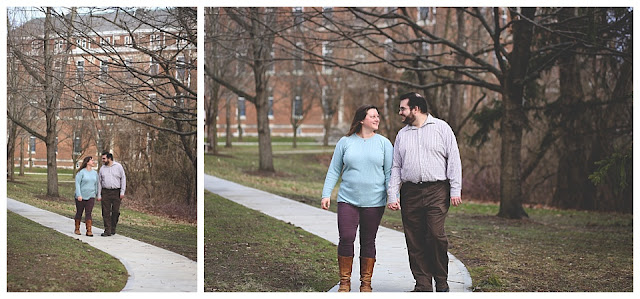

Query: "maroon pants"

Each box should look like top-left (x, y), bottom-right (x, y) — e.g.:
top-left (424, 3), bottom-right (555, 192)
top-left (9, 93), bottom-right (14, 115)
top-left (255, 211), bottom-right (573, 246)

top-left (337, 202), bottom-right (385, 258)
top-left (74, 197), bottom-right (95, 221)
top-left (400, 181), bottom-right (450, 291)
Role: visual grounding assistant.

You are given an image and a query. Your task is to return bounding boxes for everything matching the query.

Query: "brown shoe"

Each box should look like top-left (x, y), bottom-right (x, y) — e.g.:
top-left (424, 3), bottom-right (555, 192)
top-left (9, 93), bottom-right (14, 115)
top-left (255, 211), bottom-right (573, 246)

top-left (74, 219), bottom-right (81, 235)
top-left (338, 255), bottom-right (353, 292)
top-left (359, 257), bottom-right (375, 292)
top-left (85, 219), bottom-right (93, 237)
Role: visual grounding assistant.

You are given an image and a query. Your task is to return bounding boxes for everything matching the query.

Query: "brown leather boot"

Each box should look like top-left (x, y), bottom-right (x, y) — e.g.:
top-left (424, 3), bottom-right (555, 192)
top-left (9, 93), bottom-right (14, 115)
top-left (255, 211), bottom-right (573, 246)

top-left (85, 219), bottom-right (93, 237)
top-left (337, 255), bottom-right (353, 292)
top-left (74, 219), bottom-right (81, 235)
top-left (359, 257), bottom-right (375, 292)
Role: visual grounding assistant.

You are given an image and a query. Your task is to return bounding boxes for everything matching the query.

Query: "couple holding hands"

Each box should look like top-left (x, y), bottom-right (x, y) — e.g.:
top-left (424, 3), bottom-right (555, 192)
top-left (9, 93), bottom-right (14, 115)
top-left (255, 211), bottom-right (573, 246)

top-left (321, 92), bottom-right (462, 292)
top-left (73, 152), bottom-right (126, 238)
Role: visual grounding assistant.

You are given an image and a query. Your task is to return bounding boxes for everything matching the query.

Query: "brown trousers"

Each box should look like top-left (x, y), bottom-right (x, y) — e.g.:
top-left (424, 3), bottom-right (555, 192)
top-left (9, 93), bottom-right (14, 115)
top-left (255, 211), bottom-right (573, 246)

top-left (101, 188), bottom-right (122, 234)
top-left (400, 181), bottom-right (450, 291)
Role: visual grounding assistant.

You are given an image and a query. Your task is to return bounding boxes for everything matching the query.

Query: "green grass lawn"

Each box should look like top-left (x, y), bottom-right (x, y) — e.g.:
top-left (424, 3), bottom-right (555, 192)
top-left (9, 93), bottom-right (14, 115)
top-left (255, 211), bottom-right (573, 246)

top-left (7, 211), bottom-right (128, 292)
top-left (6, 173), bottom-right (197, 261)
top-left (206, 145), bottom-right (633, 292)
top-left (205, 191), bottom-right (337, 292)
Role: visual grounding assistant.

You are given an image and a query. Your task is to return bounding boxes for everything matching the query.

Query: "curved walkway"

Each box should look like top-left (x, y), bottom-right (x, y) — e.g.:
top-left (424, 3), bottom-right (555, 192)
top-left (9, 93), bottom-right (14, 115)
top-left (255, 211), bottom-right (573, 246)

top-left (7, 198), bottom-right (197, 292)
top-left (205, 174), bottom-right (472, 292)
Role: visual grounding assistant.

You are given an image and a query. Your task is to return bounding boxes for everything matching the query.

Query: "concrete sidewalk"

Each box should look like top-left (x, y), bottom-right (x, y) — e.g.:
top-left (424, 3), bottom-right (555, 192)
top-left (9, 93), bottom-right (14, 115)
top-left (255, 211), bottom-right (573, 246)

top-left (7, 198), bottom-right (197, 292)
top-left (205, 174), bottom-right (472, 292)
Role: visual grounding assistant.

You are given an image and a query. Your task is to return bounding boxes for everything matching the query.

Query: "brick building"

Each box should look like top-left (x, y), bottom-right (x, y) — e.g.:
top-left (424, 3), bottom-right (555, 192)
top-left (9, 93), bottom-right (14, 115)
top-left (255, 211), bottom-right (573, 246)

top-left (9, 8), bottom-right (196, 170)
top-left (210, 7), bottom-right (505, 142)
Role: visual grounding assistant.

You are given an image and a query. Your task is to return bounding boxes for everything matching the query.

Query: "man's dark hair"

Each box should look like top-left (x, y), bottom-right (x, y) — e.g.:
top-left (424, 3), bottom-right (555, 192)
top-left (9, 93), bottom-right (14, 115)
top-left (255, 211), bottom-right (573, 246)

top-left (101, 151), bottom-right (113, 161)
top-left (398, 92), bottom-right (428, 114)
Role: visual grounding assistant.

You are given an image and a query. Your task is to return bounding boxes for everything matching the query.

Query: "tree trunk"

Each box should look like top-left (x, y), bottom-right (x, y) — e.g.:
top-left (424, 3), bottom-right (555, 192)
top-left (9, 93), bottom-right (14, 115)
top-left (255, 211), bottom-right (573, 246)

top-left (44, 8), bottom-right (59, 198)
top-left (250, 7), bottom-right (275, 172)
top-left (225, 97), bottom-right (232, 147)
top-left (448, 8), bottom-right (466, 134)
top-left (552, 8), bottom-right (595, 209)
top-left (45, 111), bottom-right (59, 197)
top-left (205, 74), bottom-right (219, 155)
top-left (255, 90), bottom-right (274, 171)
top-left (19, 137), bottom-right (25, 176)
top-left (292, 124), bottom-right (298, 148)
top-left (497, 8), bottom-right (536, 219)
top-left (7, 124), bottom-right (17, 181)
top-left (322, 117), bottom-right (330, 146)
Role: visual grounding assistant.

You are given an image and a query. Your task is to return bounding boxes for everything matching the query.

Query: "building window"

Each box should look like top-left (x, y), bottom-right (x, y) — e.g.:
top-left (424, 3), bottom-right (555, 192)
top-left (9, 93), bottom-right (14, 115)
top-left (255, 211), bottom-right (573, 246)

top-left (268, 88), bottom-right (274, 119)
top-left (384, 39), bottom-right (394, 60)
top-left (322, 42), bottom-right (333, 74)
top-left (429, 8), bottom-right (437, 26)
top-left (150, 33), bottom-right (162, 47)
top-left (76, 39), bottom-right (88, 49)
top-left (100, 36), bottom-right (111, 46)
top-left (323, 7), bottom-right (333, 23)
top-left (148, 93), bottom-right (157, 112)
top-left (294, 42), bottom-right (304, 75)
top-left (76, 60), bottom-right (84, 82)
top-left (237, 97), bottom-right (246, 120)
top-left (54, 39), bottom-right (65, 52)
top-left (74, 95), bottom-right (83, 119)
top-left (100, 60), bottom-right (109, 79)
top-left (293, 7), bottom-right (304, 27)
top-left (124, 35), bottom-right (131, 46)
top-left (175, 93), bottom-right (185, 108)
top-left (96, 135), bottom-right (103, 154)
top-left (418, 7), bottom-right (429, 22)
top-left (176, 33), bottom-right (187, 46)
top-left (73, 133), bottom-right (82, 154)
top-left (385, 7), bottom-right (398, 25)
top-left (322, 86), bottom-right (333, 117)
top-left (422, 42), bottom-right (430, 54)
top-left (124, 58), bottom-right (133, 78)
top-left (293, 87), bottom-right (303, 120)
top-left (267, 50), bottom-right (275, 74)
top-left (29, 136), bottom-right (36, 154)
top-left (150, 56), bottom-right (158, 76)
top-left (176, 56), bottom-right (186, 81)
top-left (98, 94), bottom-right (107, 120)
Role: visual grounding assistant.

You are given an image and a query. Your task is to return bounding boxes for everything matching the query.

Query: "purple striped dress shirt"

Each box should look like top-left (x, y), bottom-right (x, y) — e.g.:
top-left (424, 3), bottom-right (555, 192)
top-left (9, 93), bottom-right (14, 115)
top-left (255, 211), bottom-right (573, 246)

top-left (387, 114), bottom-right (462, 203)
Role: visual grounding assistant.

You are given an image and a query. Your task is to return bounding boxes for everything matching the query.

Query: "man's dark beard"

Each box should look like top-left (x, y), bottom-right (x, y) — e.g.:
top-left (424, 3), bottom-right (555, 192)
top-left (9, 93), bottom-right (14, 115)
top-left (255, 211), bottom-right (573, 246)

top-left (402, 113), bottom-right (416, 125)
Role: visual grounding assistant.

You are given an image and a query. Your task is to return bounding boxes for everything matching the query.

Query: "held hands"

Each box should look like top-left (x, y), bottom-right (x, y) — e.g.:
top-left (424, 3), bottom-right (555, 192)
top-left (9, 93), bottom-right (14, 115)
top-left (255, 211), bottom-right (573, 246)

top-left (451, 196), bottom-right (462, 207)
top-left (387, 200), bottom-right (400, 211)
top-left (321, 197), bottom-right (331, 210)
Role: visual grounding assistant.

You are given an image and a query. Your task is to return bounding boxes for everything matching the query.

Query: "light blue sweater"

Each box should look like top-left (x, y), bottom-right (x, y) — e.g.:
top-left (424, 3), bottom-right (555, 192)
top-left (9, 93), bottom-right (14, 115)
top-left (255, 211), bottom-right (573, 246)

top-left (322, 133), bottom-right (394, 207)
top-left (75, 168), bottom-right (99, 200)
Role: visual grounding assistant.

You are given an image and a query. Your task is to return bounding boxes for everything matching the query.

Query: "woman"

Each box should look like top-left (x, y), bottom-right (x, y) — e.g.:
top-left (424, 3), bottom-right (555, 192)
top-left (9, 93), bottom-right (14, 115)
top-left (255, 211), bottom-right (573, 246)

top-left (321, 105), bottom-right (393, 292)
top-left (74, 156), bottom-right (99, 237)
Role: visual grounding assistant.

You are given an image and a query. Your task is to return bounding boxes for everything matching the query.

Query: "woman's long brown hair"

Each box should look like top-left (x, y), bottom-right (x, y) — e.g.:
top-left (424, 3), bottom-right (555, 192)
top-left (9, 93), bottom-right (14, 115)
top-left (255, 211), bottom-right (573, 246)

top-left (346, 105), bottom-right (379, 136)
top-left (77, 156), bottom-right (93, 174)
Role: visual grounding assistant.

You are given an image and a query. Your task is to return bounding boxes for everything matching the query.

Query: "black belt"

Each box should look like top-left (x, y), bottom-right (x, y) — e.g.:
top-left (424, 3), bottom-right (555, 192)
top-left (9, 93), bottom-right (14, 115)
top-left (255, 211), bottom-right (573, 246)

top-left (103, 188), bottom-right (121, 190)
top-left (406, 180), bottom-right (448, 186)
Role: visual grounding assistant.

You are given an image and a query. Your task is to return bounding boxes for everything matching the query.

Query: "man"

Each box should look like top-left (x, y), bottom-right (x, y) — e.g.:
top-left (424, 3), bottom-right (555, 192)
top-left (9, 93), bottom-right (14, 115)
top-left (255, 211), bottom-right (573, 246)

top-left (387, 92), bottom-right (462, 292)
top-left (97, 151), bottom-right (127, 237)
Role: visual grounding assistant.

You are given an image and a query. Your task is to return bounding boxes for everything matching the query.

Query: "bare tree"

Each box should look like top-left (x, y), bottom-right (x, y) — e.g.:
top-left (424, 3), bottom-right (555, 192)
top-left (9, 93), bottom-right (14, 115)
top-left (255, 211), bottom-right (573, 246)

top-left (206, 7), bottom-right (277, 172)
top-left (7, 7), bottom-right (77, 197)
top-left (8, 7), bottom-right (198, 209)
top-left (292, 7), bottom-right (631, 217)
